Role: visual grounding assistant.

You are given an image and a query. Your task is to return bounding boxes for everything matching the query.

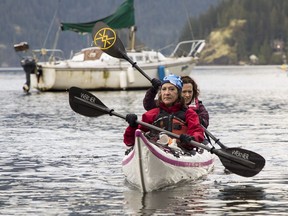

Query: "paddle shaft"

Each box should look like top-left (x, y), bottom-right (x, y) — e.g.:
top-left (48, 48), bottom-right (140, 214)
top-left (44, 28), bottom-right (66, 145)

top-left (87, 23), bottom-right (265, 176)
top-left (118, 49), bottom-right (152, 82)
top-left (118, 48), bottom-right (228, 151)
top-left (73, 95), bottom-right (255, 169)
top-left (118, 47), bottom-right (229, 151)
top-left (202, 125), bottom-right (227, 149)
top-left (111, 40), bottom-right (228, 150)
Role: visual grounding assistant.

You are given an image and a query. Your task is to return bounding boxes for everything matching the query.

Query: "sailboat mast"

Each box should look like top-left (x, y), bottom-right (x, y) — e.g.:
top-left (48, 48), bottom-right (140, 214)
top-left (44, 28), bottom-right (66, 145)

top-left (130, 26), bottom-right (136, 51)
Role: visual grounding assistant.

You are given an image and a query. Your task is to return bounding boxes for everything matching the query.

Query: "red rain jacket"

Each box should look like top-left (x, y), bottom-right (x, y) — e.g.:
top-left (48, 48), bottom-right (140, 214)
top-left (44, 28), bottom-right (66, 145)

top-left (123, 102), bottom-right (204, 146)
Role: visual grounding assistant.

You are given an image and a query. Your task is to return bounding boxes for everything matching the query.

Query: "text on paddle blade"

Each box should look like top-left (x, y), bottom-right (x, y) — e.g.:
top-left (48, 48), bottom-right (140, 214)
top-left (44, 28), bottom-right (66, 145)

top-left (80, 93), bottom-right (96, 103)
top-left (231, 149), bottom-right (249, 160)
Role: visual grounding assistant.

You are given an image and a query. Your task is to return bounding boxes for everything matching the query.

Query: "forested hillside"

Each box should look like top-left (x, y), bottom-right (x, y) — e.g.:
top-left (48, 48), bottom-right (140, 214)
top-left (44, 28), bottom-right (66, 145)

top-left (0, 0), bottom-right (219, 67)
top-left (4, 0), bottom-right (285, 66)
top-left (180, 0), bottom-right (288, 65)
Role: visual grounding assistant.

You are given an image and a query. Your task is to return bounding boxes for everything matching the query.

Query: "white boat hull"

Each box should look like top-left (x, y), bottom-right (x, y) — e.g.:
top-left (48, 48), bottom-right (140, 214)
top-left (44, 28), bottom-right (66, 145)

top-left (122, 130), bottom-right (215, 192)
top-left (31, 55), bottom-right (195, 91)
top-left (25, 39), bottom-right (205, 91)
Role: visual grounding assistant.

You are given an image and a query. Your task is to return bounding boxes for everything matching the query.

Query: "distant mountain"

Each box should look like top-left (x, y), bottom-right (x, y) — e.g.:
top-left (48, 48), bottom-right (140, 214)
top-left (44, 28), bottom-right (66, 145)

top-left (0, 0), bottom-right (219, 67)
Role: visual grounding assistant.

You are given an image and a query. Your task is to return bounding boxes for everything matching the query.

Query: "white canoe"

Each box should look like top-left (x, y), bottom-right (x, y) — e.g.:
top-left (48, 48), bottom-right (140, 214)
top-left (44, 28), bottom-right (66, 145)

top-left (122, 129), bottom-right (215, 192)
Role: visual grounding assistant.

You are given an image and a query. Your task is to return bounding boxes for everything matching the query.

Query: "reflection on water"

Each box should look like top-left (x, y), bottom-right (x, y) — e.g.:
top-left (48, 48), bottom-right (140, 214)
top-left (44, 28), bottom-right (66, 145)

top-left (124, 179), bottom-right (212, 215)
top-left (217, 184), bottom-right (266, 214)
top-left (0, 66), bottom-right (288, 215)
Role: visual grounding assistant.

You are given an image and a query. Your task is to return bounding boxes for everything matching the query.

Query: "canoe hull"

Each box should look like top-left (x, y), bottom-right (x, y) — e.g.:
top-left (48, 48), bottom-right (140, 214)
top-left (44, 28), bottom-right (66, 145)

top-left (122, 130), bottom-right (215, 192)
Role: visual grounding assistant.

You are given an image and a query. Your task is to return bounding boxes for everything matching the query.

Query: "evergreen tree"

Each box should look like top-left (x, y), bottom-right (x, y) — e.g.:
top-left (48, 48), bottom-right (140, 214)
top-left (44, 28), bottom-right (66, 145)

top-left (182, 0), bottom-right (288, 64)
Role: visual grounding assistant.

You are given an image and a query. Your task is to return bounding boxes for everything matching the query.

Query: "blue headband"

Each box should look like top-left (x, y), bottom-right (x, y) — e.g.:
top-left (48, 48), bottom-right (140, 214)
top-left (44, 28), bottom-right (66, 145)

top-left (162, 74), bottom-right (183, 91)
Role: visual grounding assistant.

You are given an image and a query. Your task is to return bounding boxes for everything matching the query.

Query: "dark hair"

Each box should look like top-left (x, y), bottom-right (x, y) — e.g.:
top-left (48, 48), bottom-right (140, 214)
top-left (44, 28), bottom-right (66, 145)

top-left (181, 76), bottom-right (200, 101)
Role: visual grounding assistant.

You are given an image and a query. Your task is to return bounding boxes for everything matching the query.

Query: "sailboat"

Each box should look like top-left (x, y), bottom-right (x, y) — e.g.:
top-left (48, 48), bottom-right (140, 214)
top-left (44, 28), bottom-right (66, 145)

top-left (14, 0), bottom-right (205, 92)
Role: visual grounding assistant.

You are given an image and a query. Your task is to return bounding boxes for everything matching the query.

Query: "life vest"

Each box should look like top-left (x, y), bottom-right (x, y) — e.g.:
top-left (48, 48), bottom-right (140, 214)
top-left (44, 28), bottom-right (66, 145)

top-left (152, 108), bottom-right (188, 135)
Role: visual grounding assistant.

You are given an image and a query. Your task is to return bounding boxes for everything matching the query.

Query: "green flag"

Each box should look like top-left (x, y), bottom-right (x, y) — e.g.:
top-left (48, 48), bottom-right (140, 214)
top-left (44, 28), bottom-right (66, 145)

top-left (61, 0), bottom-right (135, 34)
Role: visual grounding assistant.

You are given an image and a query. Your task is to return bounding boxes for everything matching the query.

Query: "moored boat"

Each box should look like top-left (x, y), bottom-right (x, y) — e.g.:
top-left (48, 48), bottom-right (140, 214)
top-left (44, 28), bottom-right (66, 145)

top-left (122, 130), bottom-right (215, 192)
top-left (14, 0), bottom-right (205, 92)
top-left (20, 42), bottom-right (204, 92)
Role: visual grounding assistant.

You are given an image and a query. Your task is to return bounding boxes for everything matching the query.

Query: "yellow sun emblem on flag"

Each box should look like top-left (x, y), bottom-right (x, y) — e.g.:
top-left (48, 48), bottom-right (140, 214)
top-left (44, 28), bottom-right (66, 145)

top-left (93, 27), bottom-right (116, 50)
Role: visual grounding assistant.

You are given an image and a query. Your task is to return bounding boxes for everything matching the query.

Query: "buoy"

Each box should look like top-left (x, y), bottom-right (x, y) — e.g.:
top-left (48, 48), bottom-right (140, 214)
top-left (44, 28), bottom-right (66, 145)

top-left (157, 65), bottom-right (165, 80)
top-left (280, 64), bottom-right (287, 71)
top-left (127, 66), bottom-right (135, 83)
top-left (120, 71), bottom-right (127, 89)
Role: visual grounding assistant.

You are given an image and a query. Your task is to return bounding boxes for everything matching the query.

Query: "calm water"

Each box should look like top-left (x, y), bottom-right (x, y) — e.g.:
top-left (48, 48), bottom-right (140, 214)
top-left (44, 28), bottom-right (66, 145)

top-left (0, 66), bottom-right (287, 215)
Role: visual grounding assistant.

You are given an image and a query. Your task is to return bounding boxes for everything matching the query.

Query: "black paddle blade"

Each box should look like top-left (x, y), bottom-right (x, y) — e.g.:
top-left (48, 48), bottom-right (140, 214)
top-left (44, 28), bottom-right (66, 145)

top-left (69, 87), bottom-right (110, 117)
top-left (219, 147), bottom-right (265, 177)
top-left (92, 22), bottom-right (152, 82)
top-left (92, 21), bottom-right (127, 59)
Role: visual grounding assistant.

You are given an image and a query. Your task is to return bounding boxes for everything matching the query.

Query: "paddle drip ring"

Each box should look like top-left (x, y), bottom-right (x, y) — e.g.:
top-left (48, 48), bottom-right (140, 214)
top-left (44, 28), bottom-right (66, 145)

top-left (109, 109), bottom-right (114, 116)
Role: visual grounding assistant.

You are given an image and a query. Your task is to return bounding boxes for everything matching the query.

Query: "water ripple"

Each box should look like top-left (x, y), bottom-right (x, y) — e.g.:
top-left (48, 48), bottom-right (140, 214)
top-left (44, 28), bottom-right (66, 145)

top-left (1, 67), bottom-right (288, 215)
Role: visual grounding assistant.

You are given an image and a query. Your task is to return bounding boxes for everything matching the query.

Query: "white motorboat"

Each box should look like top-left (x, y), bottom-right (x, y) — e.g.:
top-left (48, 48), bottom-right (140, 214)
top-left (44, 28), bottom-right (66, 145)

top-left (14, 0), bottom-right (205, 92)
top-left (31, 41), bottom-right (204, 91)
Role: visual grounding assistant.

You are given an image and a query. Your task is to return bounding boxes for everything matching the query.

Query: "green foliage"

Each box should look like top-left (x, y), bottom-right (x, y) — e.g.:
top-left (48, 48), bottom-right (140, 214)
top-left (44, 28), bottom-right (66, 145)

top-left (182, 0), bottom-right (288, 64)
top-left (0, 0), bottom-right (219, 67)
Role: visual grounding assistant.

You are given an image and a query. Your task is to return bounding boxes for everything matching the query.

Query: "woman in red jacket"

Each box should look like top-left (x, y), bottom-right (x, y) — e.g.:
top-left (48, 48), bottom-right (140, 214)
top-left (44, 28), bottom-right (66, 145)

top-left (143, 76), bottom-right (209, 128)
top-left (124, 74), bottom-right (204, 151)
